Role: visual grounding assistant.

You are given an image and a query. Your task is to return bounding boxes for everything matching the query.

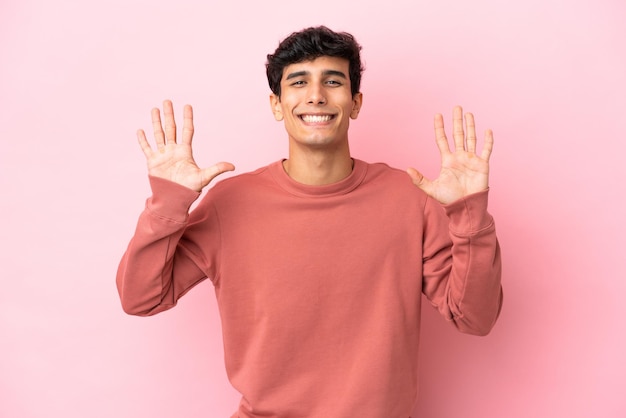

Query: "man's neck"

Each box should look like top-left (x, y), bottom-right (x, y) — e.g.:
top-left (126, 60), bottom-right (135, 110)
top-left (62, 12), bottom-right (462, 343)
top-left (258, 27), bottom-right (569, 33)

top-left (282, 147), bottom-right (353, 186)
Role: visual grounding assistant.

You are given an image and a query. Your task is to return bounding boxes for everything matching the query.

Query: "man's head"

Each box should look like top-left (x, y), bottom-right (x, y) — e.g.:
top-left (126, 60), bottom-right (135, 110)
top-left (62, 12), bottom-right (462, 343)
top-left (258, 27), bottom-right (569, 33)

top-left (266, 26), bottom-right (364, 98)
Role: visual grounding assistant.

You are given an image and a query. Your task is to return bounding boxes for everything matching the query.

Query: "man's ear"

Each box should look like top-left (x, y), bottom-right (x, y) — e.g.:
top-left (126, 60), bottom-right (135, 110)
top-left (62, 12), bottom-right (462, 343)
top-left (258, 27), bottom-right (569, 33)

top-left (269, 94), bottom-right (284, 121)
top-left (350, 92), bottom-right (363, 119)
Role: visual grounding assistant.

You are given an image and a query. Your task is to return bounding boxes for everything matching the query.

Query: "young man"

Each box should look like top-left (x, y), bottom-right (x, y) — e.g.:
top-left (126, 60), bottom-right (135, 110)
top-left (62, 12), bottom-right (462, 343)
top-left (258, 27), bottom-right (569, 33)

top-left (117, 26), bottom-right (502, 418)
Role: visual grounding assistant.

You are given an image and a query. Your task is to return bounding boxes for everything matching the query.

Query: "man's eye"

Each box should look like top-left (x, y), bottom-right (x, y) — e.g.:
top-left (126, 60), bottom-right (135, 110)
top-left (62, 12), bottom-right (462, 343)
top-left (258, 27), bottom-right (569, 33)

top-left (326, 80), bottom-right (342, 86)
top-left (291, 80), bottom-right (305, 86)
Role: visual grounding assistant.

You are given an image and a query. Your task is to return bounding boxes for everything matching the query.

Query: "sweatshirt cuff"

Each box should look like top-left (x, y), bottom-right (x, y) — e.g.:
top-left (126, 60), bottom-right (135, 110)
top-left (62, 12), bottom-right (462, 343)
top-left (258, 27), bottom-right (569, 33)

top-left (146, 176), bottom-right (201, 222)
top-left (442, 189), bottom-right (493, 234)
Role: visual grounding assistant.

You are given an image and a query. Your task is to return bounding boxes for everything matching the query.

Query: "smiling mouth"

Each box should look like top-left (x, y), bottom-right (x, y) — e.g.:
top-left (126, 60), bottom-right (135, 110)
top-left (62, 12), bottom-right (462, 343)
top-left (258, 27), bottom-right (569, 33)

top-left (300, 114), bottom-right (334, 123)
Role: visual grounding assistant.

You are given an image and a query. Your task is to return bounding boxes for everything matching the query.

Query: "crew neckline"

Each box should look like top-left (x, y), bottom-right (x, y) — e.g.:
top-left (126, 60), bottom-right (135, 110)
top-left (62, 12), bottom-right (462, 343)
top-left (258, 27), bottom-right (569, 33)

top-left (269, 159), bottom-right (368, 198)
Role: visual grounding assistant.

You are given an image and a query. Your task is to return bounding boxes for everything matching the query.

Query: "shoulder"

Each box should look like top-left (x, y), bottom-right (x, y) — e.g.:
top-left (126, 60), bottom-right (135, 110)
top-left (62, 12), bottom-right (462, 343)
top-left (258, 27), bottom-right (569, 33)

top-left (361, 160), bottom-right (421, 190)
top-left (354, 159), bottom-right (430, 204)
top-left (200, 162), bottom-right (282, 210)
top-left (210, 163), bottom-right (275, 191)
top-left (363, 161), bottom-right (407, 179)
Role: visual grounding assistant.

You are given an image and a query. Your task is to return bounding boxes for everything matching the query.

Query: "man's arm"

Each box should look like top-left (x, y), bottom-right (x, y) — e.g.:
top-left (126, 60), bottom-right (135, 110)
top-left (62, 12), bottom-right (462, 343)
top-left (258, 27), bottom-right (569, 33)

top-left (421, 189), bottom-right (502, 335)
top-left (116, 100), bottom-right (234, 315)
top-left (409, 106), bottom-right (502, 335)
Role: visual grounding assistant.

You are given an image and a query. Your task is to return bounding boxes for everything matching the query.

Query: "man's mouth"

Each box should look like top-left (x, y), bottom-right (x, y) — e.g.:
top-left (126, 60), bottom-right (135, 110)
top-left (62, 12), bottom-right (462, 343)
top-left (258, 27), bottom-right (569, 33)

top-left (300, 114), bottom-right (334, 123)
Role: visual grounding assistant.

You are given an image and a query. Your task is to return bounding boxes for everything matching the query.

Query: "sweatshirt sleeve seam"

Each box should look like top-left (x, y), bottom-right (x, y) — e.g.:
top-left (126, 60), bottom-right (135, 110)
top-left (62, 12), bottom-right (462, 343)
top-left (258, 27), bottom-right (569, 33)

top-left (207, 200), bottom-right (224, 287)
top-left (449, 219), bottom-right (495, 237)
top-left (447, 195), bottom-right (494, 237)
top-left (144, 205), bottom-right (189, 225)
top-left (452, 234), bottom-right (472, 320)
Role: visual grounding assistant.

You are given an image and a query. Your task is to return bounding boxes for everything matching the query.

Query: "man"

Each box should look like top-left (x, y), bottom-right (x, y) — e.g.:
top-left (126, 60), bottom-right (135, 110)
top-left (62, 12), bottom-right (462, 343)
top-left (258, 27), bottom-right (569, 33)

top-left (117, 26), bottom-right (502, 418)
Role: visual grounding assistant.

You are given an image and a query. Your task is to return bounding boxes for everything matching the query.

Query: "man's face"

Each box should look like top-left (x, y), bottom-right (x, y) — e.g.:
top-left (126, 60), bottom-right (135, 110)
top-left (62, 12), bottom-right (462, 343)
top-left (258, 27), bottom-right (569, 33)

top-left (270, 56), bottom-right (363, 151)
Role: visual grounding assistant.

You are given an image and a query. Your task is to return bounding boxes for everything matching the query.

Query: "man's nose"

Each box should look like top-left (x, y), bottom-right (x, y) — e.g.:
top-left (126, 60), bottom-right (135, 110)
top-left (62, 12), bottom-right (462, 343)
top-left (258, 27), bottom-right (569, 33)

top-left (306, 83), bottom-right (327, 105)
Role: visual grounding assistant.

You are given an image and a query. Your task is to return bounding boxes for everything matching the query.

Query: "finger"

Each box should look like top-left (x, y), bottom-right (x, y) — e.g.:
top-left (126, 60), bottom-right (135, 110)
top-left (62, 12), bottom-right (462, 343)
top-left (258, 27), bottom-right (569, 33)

top-left (181, 104), bottom-right (194, 146)
top-left (434, 113), bottom-right (451, 155)
top-left (481, 129), bottom-right (494, 161)
top-left (137, 129), bottom-right (153, 157)
top-left (151, 107), bottom-right (165, 149)
top-left (200, 162), bottom-right (236, 188)
top-left (163, 99), bottom-right (176, 144)
top-left (406, 167), bottom-right (433, 195)
top-left (465, 112), bottom-right (477, 154)
top-left (452, 105), bottom-right (465, 151)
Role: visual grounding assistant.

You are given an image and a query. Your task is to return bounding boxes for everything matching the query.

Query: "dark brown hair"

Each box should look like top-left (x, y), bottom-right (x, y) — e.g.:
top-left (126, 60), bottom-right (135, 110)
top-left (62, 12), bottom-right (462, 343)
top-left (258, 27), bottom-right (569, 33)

top-left (266, 26), bottom-right (364, 97)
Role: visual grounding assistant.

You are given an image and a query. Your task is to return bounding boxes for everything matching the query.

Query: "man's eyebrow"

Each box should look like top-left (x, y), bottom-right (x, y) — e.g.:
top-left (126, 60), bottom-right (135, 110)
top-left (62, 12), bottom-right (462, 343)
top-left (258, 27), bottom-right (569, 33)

top-left (285, 70), bottom-right (308, 80)
top-left (284, 69), bottom-right (348, 80)
top-left (322, 70), bottom-right (347, 79)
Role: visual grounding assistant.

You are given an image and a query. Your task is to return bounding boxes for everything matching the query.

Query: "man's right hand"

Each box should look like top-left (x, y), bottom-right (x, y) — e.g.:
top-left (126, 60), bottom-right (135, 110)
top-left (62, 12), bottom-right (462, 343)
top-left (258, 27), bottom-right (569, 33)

top-left (137, 100), bottom-right (235, 192)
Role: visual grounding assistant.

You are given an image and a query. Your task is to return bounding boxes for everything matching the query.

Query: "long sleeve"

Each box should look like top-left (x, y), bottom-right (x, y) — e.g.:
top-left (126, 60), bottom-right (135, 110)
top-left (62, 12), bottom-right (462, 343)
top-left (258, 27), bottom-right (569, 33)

top-left (421, 189), bottom-right (503, 336)
top-left (116, 176), bottom-right (212, 316)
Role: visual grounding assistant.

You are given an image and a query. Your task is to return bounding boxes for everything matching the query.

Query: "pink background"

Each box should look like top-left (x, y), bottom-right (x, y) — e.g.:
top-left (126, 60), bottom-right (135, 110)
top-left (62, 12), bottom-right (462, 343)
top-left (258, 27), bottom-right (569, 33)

top-left (1, 0), bottom-right (625, 417)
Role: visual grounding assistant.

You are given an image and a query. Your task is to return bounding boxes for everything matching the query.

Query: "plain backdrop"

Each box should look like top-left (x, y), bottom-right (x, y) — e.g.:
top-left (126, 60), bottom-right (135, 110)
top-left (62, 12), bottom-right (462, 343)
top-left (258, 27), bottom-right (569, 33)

top-left (1, 0), bottom-right (625, 417)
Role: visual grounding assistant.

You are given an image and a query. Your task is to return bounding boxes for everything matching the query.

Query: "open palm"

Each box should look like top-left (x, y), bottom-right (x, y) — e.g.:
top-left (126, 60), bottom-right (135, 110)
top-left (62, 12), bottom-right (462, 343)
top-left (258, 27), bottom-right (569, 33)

top-left (407, 106), bottom-right (493, 205)
top-left (137, 100), bottom-right (234, 192)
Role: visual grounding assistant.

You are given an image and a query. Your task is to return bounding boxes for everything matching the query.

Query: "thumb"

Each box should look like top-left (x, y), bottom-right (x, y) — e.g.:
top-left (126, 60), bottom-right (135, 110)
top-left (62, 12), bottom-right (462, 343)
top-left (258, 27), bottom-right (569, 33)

top-left (406, 167), bottom-right (432, 194)
top-left (200, 162), bottom-right (236, 188)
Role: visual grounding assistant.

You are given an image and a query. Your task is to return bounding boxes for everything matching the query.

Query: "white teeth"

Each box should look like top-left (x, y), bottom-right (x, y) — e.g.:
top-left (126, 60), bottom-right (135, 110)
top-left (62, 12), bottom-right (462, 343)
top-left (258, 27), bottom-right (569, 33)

top-left (301, 115), bottom-right (332, 123)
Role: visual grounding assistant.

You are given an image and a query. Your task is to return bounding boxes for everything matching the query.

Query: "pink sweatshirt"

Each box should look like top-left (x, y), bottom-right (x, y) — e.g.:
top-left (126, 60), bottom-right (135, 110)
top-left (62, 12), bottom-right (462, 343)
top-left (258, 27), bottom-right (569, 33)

top-left (117, 159), bottom-right (502, 418)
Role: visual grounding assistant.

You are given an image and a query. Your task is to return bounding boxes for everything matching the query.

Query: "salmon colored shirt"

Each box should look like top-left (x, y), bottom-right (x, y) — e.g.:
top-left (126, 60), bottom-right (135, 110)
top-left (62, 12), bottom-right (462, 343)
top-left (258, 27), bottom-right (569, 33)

top-left (117, 159), bottom-right (503, 418)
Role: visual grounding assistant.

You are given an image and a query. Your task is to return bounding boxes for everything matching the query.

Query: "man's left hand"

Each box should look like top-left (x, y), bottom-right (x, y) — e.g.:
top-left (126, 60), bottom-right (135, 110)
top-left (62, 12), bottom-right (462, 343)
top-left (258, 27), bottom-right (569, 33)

top-left (407, 106), bottom-right (493, 204)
